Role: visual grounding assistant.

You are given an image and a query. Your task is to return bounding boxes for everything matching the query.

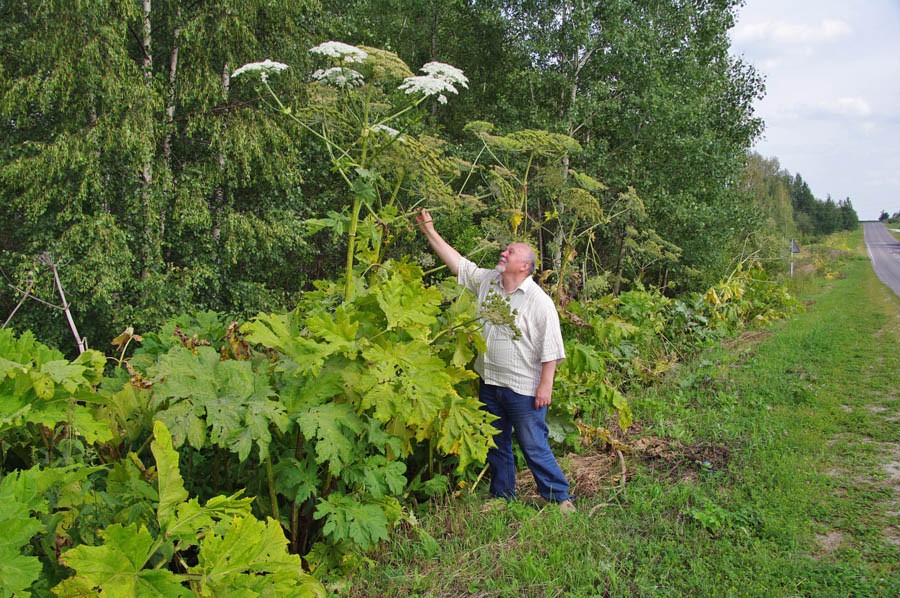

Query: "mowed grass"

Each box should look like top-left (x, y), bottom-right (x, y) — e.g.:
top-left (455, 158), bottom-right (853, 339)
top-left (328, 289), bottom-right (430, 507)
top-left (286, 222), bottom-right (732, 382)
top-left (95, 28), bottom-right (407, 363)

top-left (344, 230), bottom-right (900, 597)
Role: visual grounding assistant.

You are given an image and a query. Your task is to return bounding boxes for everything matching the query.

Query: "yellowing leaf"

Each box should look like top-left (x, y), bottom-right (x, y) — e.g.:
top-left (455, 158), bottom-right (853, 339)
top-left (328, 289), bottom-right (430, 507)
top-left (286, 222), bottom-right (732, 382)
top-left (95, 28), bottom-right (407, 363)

top-left (510, 212), bottom-right (523, 232)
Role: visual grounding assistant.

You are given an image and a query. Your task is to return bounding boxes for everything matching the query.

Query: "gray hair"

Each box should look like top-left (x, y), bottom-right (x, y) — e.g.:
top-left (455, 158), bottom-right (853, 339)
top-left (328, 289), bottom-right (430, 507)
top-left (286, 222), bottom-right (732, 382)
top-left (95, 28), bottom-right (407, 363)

top-left (522, 244), bottom-right (537, 275)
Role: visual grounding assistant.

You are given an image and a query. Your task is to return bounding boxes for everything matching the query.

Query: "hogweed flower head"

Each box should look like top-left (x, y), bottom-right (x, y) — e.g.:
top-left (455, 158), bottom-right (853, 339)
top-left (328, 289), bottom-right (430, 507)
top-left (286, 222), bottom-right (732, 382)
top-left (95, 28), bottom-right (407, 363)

top-left (398, 76), bottom-right (459, 104)
top-left (312, 67), bottom-right (365, 89)
top-left (398, 61), bottom-right (468, 105)
top-left (309, 41), bottom-right (368, 64)
top-left (420, 62), bottom-right (469, 89)
top-left (231, 59), bottom-right (289, 83)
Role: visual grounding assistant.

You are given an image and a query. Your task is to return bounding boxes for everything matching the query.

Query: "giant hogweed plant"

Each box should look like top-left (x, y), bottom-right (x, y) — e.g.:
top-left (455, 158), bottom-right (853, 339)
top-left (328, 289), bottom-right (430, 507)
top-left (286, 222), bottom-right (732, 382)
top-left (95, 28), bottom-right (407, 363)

top-left (461, 120), bottom-right (609, 304)
top-left (236, 43), bottom-right (636, 484)
top-left (228, 44), bottom-right (499, 567)
top-left (232, 42), bottom-right (472, 302)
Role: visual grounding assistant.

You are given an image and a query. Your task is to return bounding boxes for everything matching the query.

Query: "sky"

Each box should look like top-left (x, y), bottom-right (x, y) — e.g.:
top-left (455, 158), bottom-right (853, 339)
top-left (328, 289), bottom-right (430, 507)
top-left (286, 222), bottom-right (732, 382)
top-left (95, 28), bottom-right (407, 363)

top-left (728, 0), bottom-right (900, 220)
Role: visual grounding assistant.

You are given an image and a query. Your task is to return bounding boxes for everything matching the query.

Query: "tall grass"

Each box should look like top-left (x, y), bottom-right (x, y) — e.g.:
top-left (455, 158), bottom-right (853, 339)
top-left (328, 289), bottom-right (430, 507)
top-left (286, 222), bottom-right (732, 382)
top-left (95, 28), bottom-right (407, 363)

top-left (344, 229), bottom-right (899, 597)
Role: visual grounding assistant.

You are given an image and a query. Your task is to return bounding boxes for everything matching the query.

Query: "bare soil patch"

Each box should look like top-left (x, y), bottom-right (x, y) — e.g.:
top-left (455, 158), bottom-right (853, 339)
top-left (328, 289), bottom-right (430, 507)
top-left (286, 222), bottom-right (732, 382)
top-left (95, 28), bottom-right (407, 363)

top-left (512, 433), bottom-right (731, 501)
top-left (721, 330), bottom-right (772, 351)
top-left (814, 531), bottom-right (845, 557)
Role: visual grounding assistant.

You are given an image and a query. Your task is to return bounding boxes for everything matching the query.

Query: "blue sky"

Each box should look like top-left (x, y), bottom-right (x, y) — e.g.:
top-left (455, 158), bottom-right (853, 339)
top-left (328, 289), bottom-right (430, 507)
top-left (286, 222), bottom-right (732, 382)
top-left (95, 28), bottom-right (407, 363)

top-left (729, 0), bottom-right (900, 220)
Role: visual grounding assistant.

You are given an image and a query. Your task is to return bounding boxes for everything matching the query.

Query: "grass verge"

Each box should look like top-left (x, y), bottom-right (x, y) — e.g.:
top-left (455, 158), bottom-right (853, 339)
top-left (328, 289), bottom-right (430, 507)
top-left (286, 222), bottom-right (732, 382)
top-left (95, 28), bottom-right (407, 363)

top-left (343, 229), bottom-right (899, 597)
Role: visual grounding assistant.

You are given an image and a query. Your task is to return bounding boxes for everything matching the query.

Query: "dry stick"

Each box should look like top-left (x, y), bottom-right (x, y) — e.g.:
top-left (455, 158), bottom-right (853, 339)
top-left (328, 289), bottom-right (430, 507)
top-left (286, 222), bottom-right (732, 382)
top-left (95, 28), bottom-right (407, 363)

top-left (468, 463), bottom-right (490, 495)
top-left (8, 284), bottom-right (64, 311)
top-left (2, 278), bottom-right (35, 328)
top-left (39, 253), bottom-right (87, 354)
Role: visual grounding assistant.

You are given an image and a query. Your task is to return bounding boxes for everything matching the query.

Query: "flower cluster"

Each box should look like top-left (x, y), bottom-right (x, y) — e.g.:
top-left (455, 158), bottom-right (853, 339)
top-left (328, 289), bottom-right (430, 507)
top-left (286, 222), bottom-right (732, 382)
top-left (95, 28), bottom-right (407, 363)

top-left (420, 62), bottom-right (469, 89)
top-left (231, 59), bottom-right (289, 83)
top-left (309, 41), bottom-right (368, 63)
top-left (399, 61), bottom-right (469, 105)
top-left (311, 67), bottom-right (365, 89)
top-left (234, 43), bottom-right (470, 107)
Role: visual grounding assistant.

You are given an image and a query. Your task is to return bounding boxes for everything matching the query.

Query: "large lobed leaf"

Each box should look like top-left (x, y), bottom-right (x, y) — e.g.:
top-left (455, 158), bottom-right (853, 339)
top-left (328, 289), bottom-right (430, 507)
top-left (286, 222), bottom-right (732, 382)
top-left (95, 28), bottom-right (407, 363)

top-left (150, 346), bottom-right (287, 461)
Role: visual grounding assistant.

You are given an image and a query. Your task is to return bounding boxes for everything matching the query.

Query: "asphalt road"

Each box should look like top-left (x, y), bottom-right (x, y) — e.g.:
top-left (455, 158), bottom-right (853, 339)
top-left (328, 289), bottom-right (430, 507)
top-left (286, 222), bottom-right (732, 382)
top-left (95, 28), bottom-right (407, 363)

top-left (863, 221), bottom-right (900, 297)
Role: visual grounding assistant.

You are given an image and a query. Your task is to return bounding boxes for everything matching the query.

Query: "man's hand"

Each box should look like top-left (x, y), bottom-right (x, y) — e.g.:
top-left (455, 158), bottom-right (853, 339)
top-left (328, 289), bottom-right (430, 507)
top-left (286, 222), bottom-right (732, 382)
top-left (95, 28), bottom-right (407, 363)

top-left (415, 208), bottom-right (434, 233)
top-left (534, 383), bottom-right (553, 409)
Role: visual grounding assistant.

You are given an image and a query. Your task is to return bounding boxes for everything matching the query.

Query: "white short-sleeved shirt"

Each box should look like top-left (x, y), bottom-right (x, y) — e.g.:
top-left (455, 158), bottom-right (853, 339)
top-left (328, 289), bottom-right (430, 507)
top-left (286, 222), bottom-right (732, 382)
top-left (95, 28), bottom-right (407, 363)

top-left (457, 257), bottom-right (566, 396)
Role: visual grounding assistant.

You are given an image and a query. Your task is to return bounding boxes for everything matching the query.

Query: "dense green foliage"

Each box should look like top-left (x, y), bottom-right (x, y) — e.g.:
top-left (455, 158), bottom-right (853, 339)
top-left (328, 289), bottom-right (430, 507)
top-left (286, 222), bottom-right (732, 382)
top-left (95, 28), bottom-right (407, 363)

top-left (0, 254), bottom-right (797, 593)
top-left (0, 1), bottom-right (858, 593)
top-left (789, 173), bottom-right (859, 237)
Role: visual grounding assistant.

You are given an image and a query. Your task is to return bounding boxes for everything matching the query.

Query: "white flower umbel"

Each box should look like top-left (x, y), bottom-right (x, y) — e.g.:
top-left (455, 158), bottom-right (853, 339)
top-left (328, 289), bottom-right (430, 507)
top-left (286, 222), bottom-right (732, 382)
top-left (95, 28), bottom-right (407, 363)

top-left (398, 76), bottom-right (459, 105)
top-left (231, 59), bottom-right (289, 83)
top-left (420, 62), bottom-right (469, 89)
top-left (309, 41), bottom-right (368, 64)
top-left (312, 67), bottom-right (365, 89)
top-left (398, 61), bottom-right (468, 105)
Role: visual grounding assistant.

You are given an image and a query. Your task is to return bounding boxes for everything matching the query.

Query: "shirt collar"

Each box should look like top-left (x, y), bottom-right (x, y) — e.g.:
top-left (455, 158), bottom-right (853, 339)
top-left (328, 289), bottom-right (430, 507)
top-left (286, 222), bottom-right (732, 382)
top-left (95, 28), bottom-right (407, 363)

top-left (493, 272), bottom-right (534, 295)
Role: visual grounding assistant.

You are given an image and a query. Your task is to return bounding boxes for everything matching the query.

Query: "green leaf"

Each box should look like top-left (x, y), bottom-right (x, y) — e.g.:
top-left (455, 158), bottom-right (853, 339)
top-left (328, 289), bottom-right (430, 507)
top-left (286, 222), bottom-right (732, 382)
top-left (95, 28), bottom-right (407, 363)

top-left (154, 399), bottom-right (207, 451)
top-left (273, 456), bottom-right (319, 504)
top-left (358, 340), bottom-right (455, 435)
top-left (0, 490), bottom-right (43, 596)
top-left (243, 311), bottom-right (345, 376)
top-left (314, 493), bottom-right (395, 551)
top-left (374, 264), bottom-right (441, 333)
top-left (296, 403), bottom-right (364, 476)
top-left (191, 516), bottom-right (324, 598)
top-left (342, 455), bottom-right (407, 499)
top-left (611, 386), bottom-right (633, 432)
top-left (306, 304), bottom-right (359, 356)
top-left (280, 361), bottom-right (349, 416)
top-left (58, 523), bottom-right (188, 597)
top-left (437, 393), bottom-right (498, 471)
top-left (352, 176), bottom-right (377, 208)
top-left (40, 359), bottom-right (88, 394)
top-left (150, 346), bottom-right (286, 461)
top-left (150, 421), bottom-right (189, 533)
top-left (151, 346), bottom-right (220, 407)
top-left (304, 210), bottom-right (349, 239)
top-left (29, 369), bottom-right (55, 399)
top-left (0, 550), bottom-right (42, 596)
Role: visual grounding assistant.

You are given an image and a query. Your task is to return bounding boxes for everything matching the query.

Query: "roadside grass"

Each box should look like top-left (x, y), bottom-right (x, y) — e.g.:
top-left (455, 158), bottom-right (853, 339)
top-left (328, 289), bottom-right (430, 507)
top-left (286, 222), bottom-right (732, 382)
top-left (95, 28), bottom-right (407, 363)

top-left (344, 229), bottom-right (899, 597)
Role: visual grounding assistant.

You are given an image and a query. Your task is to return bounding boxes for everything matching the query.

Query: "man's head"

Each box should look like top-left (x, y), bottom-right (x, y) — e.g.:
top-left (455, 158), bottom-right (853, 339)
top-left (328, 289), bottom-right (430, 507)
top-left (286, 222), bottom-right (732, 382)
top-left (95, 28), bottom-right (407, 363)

top-left (497, 242), bottom-right (536, 277)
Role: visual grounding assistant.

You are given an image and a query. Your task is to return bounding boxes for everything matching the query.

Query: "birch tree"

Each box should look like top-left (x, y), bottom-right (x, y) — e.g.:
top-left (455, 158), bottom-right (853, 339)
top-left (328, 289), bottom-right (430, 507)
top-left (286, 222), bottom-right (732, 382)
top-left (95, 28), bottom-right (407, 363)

top-left (0, 0), bottom-right (322, 350)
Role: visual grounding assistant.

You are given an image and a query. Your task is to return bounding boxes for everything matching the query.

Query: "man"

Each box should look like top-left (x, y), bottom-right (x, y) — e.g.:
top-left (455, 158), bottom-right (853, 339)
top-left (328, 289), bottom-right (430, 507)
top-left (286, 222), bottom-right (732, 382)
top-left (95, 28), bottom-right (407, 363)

top-left (416, 209), bottom-right (575, 513)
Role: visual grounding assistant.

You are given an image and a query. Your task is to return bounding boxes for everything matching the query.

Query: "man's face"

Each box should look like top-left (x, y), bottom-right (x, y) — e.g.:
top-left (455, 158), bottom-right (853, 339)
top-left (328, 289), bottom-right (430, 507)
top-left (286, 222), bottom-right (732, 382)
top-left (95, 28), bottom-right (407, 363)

top-left (497, 243), bottom-right (530, 274)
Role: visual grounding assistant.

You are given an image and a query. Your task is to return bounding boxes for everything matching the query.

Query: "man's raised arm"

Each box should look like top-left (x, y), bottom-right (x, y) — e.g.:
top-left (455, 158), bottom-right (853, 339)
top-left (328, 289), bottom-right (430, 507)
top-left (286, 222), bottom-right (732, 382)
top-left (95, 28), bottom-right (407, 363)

top-left (416, 208), bottom-right (462, 275)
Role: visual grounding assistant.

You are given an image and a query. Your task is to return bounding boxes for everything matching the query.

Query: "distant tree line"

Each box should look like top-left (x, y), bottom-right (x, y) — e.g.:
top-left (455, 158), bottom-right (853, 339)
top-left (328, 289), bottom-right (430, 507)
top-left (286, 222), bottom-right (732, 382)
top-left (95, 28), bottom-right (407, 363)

top-left (741, 154), bottom-right (858, 241)
top-left (789, 174), bottom-right (858, 236)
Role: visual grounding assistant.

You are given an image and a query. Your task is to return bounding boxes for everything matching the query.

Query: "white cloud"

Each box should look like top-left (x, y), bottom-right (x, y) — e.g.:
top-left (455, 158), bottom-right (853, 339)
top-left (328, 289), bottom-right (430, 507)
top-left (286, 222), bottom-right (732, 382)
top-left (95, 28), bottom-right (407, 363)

top-left (733, 18), bottom-right (852, 45)
top-left (817, 97), bottom-right (873, 118)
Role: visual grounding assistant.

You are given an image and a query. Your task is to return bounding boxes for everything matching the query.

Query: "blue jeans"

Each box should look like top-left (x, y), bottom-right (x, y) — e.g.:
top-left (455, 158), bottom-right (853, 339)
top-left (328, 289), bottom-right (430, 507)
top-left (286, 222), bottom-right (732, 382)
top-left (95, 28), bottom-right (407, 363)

top-left (479, 382), bottom-right (572, 502)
